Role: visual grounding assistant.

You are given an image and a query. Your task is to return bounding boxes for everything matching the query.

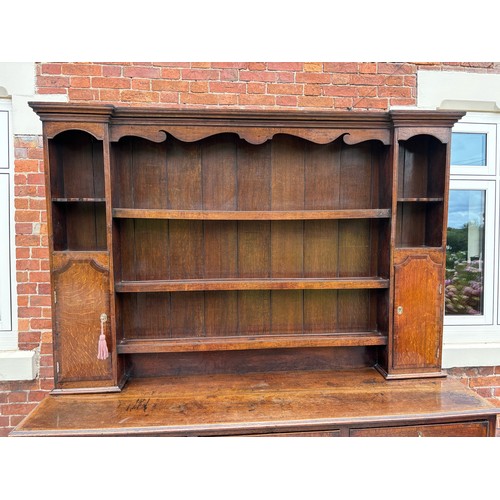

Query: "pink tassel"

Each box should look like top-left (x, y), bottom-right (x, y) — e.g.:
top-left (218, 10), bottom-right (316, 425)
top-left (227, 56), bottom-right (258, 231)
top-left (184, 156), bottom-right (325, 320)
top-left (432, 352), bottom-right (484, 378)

top-left (97, 313), bottom-right (109, 360)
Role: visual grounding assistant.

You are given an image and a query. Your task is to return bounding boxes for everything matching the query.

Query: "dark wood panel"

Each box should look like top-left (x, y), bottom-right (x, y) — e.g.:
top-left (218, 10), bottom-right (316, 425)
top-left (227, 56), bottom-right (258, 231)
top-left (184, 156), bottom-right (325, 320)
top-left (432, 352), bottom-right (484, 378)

top-left (238, 290), bottom-right (271, 335)
top-left (202, 134), bottom-right (237, 210)
top-left (303, 290), bottom-right (337, 334)
top-left (271, 290), bottom-right (303, 334)
top-left (53, 259), bottom-right (111, 384)
top-left (204, 291), bottom-right (238, 337)
top-left (168, 220), bottom-right (204, 279)
top-left (304, 220), bottom-right (338, 278)
top-left (170, 291), bottom-right (205, 338)
top-left (237, 140), bottom-right (271, 210)
top-left (204, 221), bottom-right (238, 279)
top-left (271, 221), bottom-right (303, 278)
top-left (350, 421), bottom-right (489, 437)
top-left (340, 141), bottom-right (373, 209)
top-left (166, 139), bottom-right (202, 209)
top-left (237, 221), bottom-right (271, 278)
top-left (338, 219), bottom-right (371, 277)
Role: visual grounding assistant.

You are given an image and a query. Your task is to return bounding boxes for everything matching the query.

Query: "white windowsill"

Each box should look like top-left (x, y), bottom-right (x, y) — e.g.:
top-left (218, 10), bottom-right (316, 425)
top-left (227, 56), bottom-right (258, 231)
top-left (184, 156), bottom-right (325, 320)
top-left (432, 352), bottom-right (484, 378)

top-left (443, 343), bottom-right (500, 369)
top-left (0, 349), bottom-right (38, 381)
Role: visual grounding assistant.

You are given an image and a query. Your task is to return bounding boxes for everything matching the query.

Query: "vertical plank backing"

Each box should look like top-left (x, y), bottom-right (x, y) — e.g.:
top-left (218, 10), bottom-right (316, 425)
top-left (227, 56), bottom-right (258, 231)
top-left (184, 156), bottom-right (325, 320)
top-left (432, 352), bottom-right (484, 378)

top-left (170, 292), bottom-right (205, 338)
top-left (166, 138), bottom-right (202, 210)
top-left (202, 134), bottom-right (237, 210)
top-left (131, 138), bottom-right (168, 209)
top-left (204, 221), bottom-right (238, 279)
top-left (204, 291), bottom-right (238, 337)
top-left (399, 136), bottom-right (429, 199)
top-left (271, 290), bottom-right (303, 334)
top-left (237, 221), bottom-right (271, 278)
top-left (238, 291), bottom-right (271, 335)
top-left (271, 135), bottom-right (305, 210)
top-left (303, 290), bottom-right (338, 334)
top-left (237, 140), bottom-right (271, 210)
top-left (340, 142), bottom-right (373, 209)
top-left (122, 293), bottom-right (170, 339)
top-left (304, 141), bottom-right (341, 210)
top-left (271, 221), bottom-right (304, 278)
top-left (113, 138), bottom-right (133, 208)
top-left (133, 219), bottom-right (169, 281)
top-left (338, 219), bottom-right (371, 277)
top-left (303, 220), bottom-right (339, 278)
top-left (337, 290), bottom-right (371, 332)
top-left (168, 220), bottom-right (203, 279)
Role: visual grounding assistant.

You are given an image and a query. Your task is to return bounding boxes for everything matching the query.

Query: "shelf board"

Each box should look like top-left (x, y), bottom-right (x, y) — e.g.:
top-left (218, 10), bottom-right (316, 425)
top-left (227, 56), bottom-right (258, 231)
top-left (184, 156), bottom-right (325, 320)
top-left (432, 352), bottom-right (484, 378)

top-left (115, 277), bottom-right (390, 293)
top-left (53, 197), bottom-right (106, 203)
top-left (397, 198), bottom-right (443, 203)
top-left (112, 208), bottom-right (391, 221)
top-left (117, 331), bottom-right (388, 353)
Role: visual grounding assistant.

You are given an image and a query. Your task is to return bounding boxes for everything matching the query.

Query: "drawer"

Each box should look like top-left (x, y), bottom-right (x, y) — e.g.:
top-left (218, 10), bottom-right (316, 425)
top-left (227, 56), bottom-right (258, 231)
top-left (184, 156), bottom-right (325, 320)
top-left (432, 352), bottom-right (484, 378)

top-left (252, 429), bottom-right (341, 437)
top-left (350, 420), bottom-right (489, 437)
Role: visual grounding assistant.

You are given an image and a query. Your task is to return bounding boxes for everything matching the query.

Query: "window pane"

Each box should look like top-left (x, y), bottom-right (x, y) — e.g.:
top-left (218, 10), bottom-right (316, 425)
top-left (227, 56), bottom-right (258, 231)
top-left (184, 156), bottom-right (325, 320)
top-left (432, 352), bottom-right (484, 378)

top-left (451, 132), bottom-right (487, 166)
top-left (445, 190), bottom-right (485, 316)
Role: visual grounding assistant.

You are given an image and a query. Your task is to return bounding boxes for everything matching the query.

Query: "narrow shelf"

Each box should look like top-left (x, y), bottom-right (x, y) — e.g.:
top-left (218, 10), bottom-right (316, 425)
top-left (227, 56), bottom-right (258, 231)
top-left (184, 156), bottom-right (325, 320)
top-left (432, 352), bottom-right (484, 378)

top-left (112, 208), bottom-right (391, 220)
top-left (53, 197), bottom-right (106, 203)
top-left (397, 198), bottom-right (443, 203)
top-left (117, 331), bottom-right (388, 353)
top-left (115, 277), bottom-right (390, 293)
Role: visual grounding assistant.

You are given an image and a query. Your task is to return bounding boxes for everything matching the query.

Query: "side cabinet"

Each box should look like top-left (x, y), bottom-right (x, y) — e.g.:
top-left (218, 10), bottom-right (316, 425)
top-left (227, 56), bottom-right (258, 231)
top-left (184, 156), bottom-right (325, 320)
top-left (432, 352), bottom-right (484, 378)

top-left (391, 252), bottom-right (444, 377)
top-left (52, 257), bottom-right (113, 392)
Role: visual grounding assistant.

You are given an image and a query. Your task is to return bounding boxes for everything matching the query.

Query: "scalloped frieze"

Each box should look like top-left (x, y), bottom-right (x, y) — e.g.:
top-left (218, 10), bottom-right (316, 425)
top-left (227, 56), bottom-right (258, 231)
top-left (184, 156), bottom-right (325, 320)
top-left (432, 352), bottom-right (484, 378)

top-left (396, 127), bottom-right (451, 144)
top-left (45, 122), bottom-right (106, 141)
top-left (110, 125), bottom-right (391, 145)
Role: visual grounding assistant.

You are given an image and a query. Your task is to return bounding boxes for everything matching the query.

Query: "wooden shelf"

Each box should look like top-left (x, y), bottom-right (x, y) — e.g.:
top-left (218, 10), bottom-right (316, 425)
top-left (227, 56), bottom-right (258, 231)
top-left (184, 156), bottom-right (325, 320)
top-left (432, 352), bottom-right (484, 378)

top-left (397, 198), bottom-right (443, 203)
top-left (117, 332), bottom-right (388, 353)
top-left (53, 197), bottom-right (106, 202)
top-left (115, 277), bottom-right (390, 293)
top-left (112, 208), bottom-right (391, 221)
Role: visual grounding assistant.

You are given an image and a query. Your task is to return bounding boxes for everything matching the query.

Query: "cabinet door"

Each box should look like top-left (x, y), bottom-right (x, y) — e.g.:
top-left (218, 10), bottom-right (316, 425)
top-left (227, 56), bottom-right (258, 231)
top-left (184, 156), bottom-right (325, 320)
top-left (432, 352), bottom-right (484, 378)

top-left (53, 259), bottom-right (112, 387)
top-left (393, 255), bottom-right (443, 372)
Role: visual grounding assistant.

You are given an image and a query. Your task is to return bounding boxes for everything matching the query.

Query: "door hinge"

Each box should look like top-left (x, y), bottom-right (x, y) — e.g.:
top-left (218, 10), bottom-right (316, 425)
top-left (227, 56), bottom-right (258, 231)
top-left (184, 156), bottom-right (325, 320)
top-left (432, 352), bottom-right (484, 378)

top-left (54, 291), bottom-right (57, 304)
top-left (439, 284), bottom-right (443, 295)
top-left (56, 362), bottom-right (60, 374)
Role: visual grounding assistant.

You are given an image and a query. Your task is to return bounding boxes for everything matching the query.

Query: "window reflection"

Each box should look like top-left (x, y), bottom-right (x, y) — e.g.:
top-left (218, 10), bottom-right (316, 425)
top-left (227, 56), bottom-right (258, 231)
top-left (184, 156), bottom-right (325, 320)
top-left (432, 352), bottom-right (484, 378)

top-left (445, 190), bottom-right (485, 315)
top-left (451, 132), bottom-right (487, 166)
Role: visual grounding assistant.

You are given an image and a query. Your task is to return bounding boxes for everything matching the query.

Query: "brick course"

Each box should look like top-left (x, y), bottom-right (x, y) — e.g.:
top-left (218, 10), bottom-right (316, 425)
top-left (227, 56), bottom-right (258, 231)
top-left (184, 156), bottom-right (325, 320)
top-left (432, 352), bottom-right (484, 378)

top-left (2, 61), bottom-right (500, 436)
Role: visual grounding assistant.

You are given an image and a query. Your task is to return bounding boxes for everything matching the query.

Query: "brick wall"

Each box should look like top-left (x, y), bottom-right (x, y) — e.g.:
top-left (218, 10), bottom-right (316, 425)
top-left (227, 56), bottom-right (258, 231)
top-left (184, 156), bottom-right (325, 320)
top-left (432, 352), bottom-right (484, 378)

top-left (2, 61), bottom-right (500, 436)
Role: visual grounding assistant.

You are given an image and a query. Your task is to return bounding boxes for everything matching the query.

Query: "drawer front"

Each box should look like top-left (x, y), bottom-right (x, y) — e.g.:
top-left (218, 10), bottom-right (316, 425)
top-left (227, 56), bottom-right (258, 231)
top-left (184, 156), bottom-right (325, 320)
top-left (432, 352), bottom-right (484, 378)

top-left (252, 430), bottom-right (341, 437)
top-left (350, 420), bottom-right (489, 437)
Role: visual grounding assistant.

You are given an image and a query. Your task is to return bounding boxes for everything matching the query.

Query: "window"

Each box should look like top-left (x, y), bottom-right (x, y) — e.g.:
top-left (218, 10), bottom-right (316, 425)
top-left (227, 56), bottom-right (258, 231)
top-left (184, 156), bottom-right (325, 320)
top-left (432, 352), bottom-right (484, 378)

top-left (0, 102), bottom-right (16, 350)
top-left (444, 113), bottom-right (500, 356)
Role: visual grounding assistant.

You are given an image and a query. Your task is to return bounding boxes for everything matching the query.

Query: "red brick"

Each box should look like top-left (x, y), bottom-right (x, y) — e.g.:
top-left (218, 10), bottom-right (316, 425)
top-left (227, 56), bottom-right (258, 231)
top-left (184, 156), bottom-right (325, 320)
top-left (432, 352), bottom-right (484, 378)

top-left (99, 89), bottom-right (121, 102)
top-left (91, 77), bottom-right (130, 89)
top-left (70, 76), bottom-right (91, 88)
top-left (239, 94), bottom-right (276, 106)
top-left (0, 415), bottom-right (10, 426)
top-left (29, 271), bottom-right (50, 283)
top-left (220, 69), bottom-right (239, 81)
top-left (247, 83), bottom-right (266, 94)
top-left (359, 63), bottom-right (377, 73)
top-left (349, 74), bottom-right (387, 86)
top-left (180, 93), bottom-right (219, 105)
top-left (36, 87), bottom-right (68, 95)
top-left (123, 66), bottom-right (161, 78)
top-left (26, 173), bottom-right (45, 186)
top-left (209, 82), bottom-right (246, 93)
top-left (181, 69), bottom-right (220, 81)
top-left (247, 63), bottom-right (266, 70)
top-left (154, 62), bottom-right (190, 68)
top-left (16, 259), bottom-right (40, 271)
top-left (30, 295), bottom-right (52, 307)
top-left (31, 247), bottom-right (49, 259)
top-left (7, 392), bottom-right (27, 403)
top-left (120, 91), bottom-right (159, 103)
top-left (16, 235), bottom-right (40, 247)
top-left (61, 63), bottom-right (102, 76)
top-left (15, 223), bottom-right (33, 235)
top-left (152, 80), bottom-right (189, 92)
top-left (322, 85), bottom-right (359, 97)
top-left (102, 65), bottom-right (122, 77)
top-left (384, 76), bottom-right (405, 86)
top-left (15, 246), bottom-right (31, 258)
top-left (9, 415), bottom-right (27, 427)
top-left (334, 98), bottom-right (354, 109)
top-left (15, 210), bottom-right (40, 223)
top-left (0, 394), bottom-right (7, 404)
top-left (304, 63), bottom-right (323, 72)
top-left (323, 63), bottom-right (359, 73)
top-left (40, 343), bottom-right (54, 355)
top-left (465, 367), bottom-right (496, 377)
top-left (211, 62), bottom-right (247, 69)
top-left (29, 198), bottom-right (48, 210)
top-left (218, 94), bottom-right (238, 105)
top-left (28, 391), bottom-right (48, 403)
top-left (40, 378), bottom-right (55, 391)
top-left (276, 95), bottom-right (298, 107)
top-left (469, 375), bottom-right (500, 388)
top-left (239, 71), bottom-right (277, 82)
top-left (15, 173), bottom-right (27, 184)
top-left (303, 84), bottom-right (321, 96)
top-left (37, 76), bottom-right (70, 87)
top-left (352, 97), bottom-right (388, 110)
top-left (191, 62), bottom-right (212, 68)
top-left (15, 199), bottom-right (29, 210)
top-left (1, 403), bottom-right (38, 415)
top-left (189, 81), bottom-right (209, 93)
top-left (38, 284), bottom-right (52, 295)
top-left (132, 79), bottom-right (151, 91)
top-left (266, 83), bottom-right (303, 95)
top-left (297, 96), bottom-right (334, 108)
top-left (473, 387), bottom-right (494, 398)
top-left (378, 86), bottom-right (412, 98)
top-left (159, 92), bottom-right (179, 104)
top-left (68, 88), bottom-right (98, 100)
top-left (296, 72), bottom-right (331, 84)
top-left (390, 98), bottom-right (417, 107)
top-left (41, 63), bottom-right (62, 75)
top-left (377, 62), bottom-right (416, 75)
top-left (30, 319), bottom-right (53, 330)
top-left (160, 68), bottom-right (181, 79)
top-left (18, 306), bottom-right (41, 318)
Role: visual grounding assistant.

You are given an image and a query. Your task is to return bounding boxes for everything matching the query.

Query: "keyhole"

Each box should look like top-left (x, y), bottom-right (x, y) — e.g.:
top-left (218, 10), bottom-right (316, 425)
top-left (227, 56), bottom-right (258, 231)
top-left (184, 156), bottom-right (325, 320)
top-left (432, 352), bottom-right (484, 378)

top-left (397, 306), bottom-right (403, 315)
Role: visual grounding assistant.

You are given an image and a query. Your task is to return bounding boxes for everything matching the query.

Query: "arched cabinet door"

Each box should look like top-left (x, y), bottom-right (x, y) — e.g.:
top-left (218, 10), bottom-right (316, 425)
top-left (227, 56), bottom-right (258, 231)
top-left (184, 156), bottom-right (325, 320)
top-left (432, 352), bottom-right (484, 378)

top-left (393, 254), bottom-right (443, 373)
top-left (53, 259), bottom-right (112, 388)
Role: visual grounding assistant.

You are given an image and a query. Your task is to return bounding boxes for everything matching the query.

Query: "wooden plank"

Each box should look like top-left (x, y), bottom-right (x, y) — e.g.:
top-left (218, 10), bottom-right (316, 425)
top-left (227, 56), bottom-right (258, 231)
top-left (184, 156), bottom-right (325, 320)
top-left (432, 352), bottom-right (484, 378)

top-left (115, 277), bottom-right (390, 293)
top-left (112, 208), bottom-right (392, 220)
top-left (117, 332), bottom-right (387, 353)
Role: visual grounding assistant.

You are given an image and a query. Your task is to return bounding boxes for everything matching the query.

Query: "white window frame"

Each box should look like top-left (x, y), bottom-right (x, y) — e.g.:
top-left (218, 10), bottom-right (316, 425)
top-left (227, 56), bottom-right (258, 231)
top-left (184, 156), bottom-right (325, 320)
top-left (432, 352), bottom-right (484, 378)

top-left (443, 113), bottom-right (500, 365)
top-left (0, 100), bottom-right (18, 350)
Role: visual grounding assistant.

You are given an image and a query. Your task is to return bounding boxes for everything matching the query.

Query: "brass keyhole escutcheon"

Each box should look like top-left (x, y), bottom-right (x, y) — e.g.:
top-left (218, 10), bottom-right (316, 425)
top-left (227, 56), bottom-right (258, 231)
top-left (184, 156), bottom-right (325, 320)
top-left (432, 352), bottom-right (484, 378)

top-left (397, 306), bottom-right (403, 315)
